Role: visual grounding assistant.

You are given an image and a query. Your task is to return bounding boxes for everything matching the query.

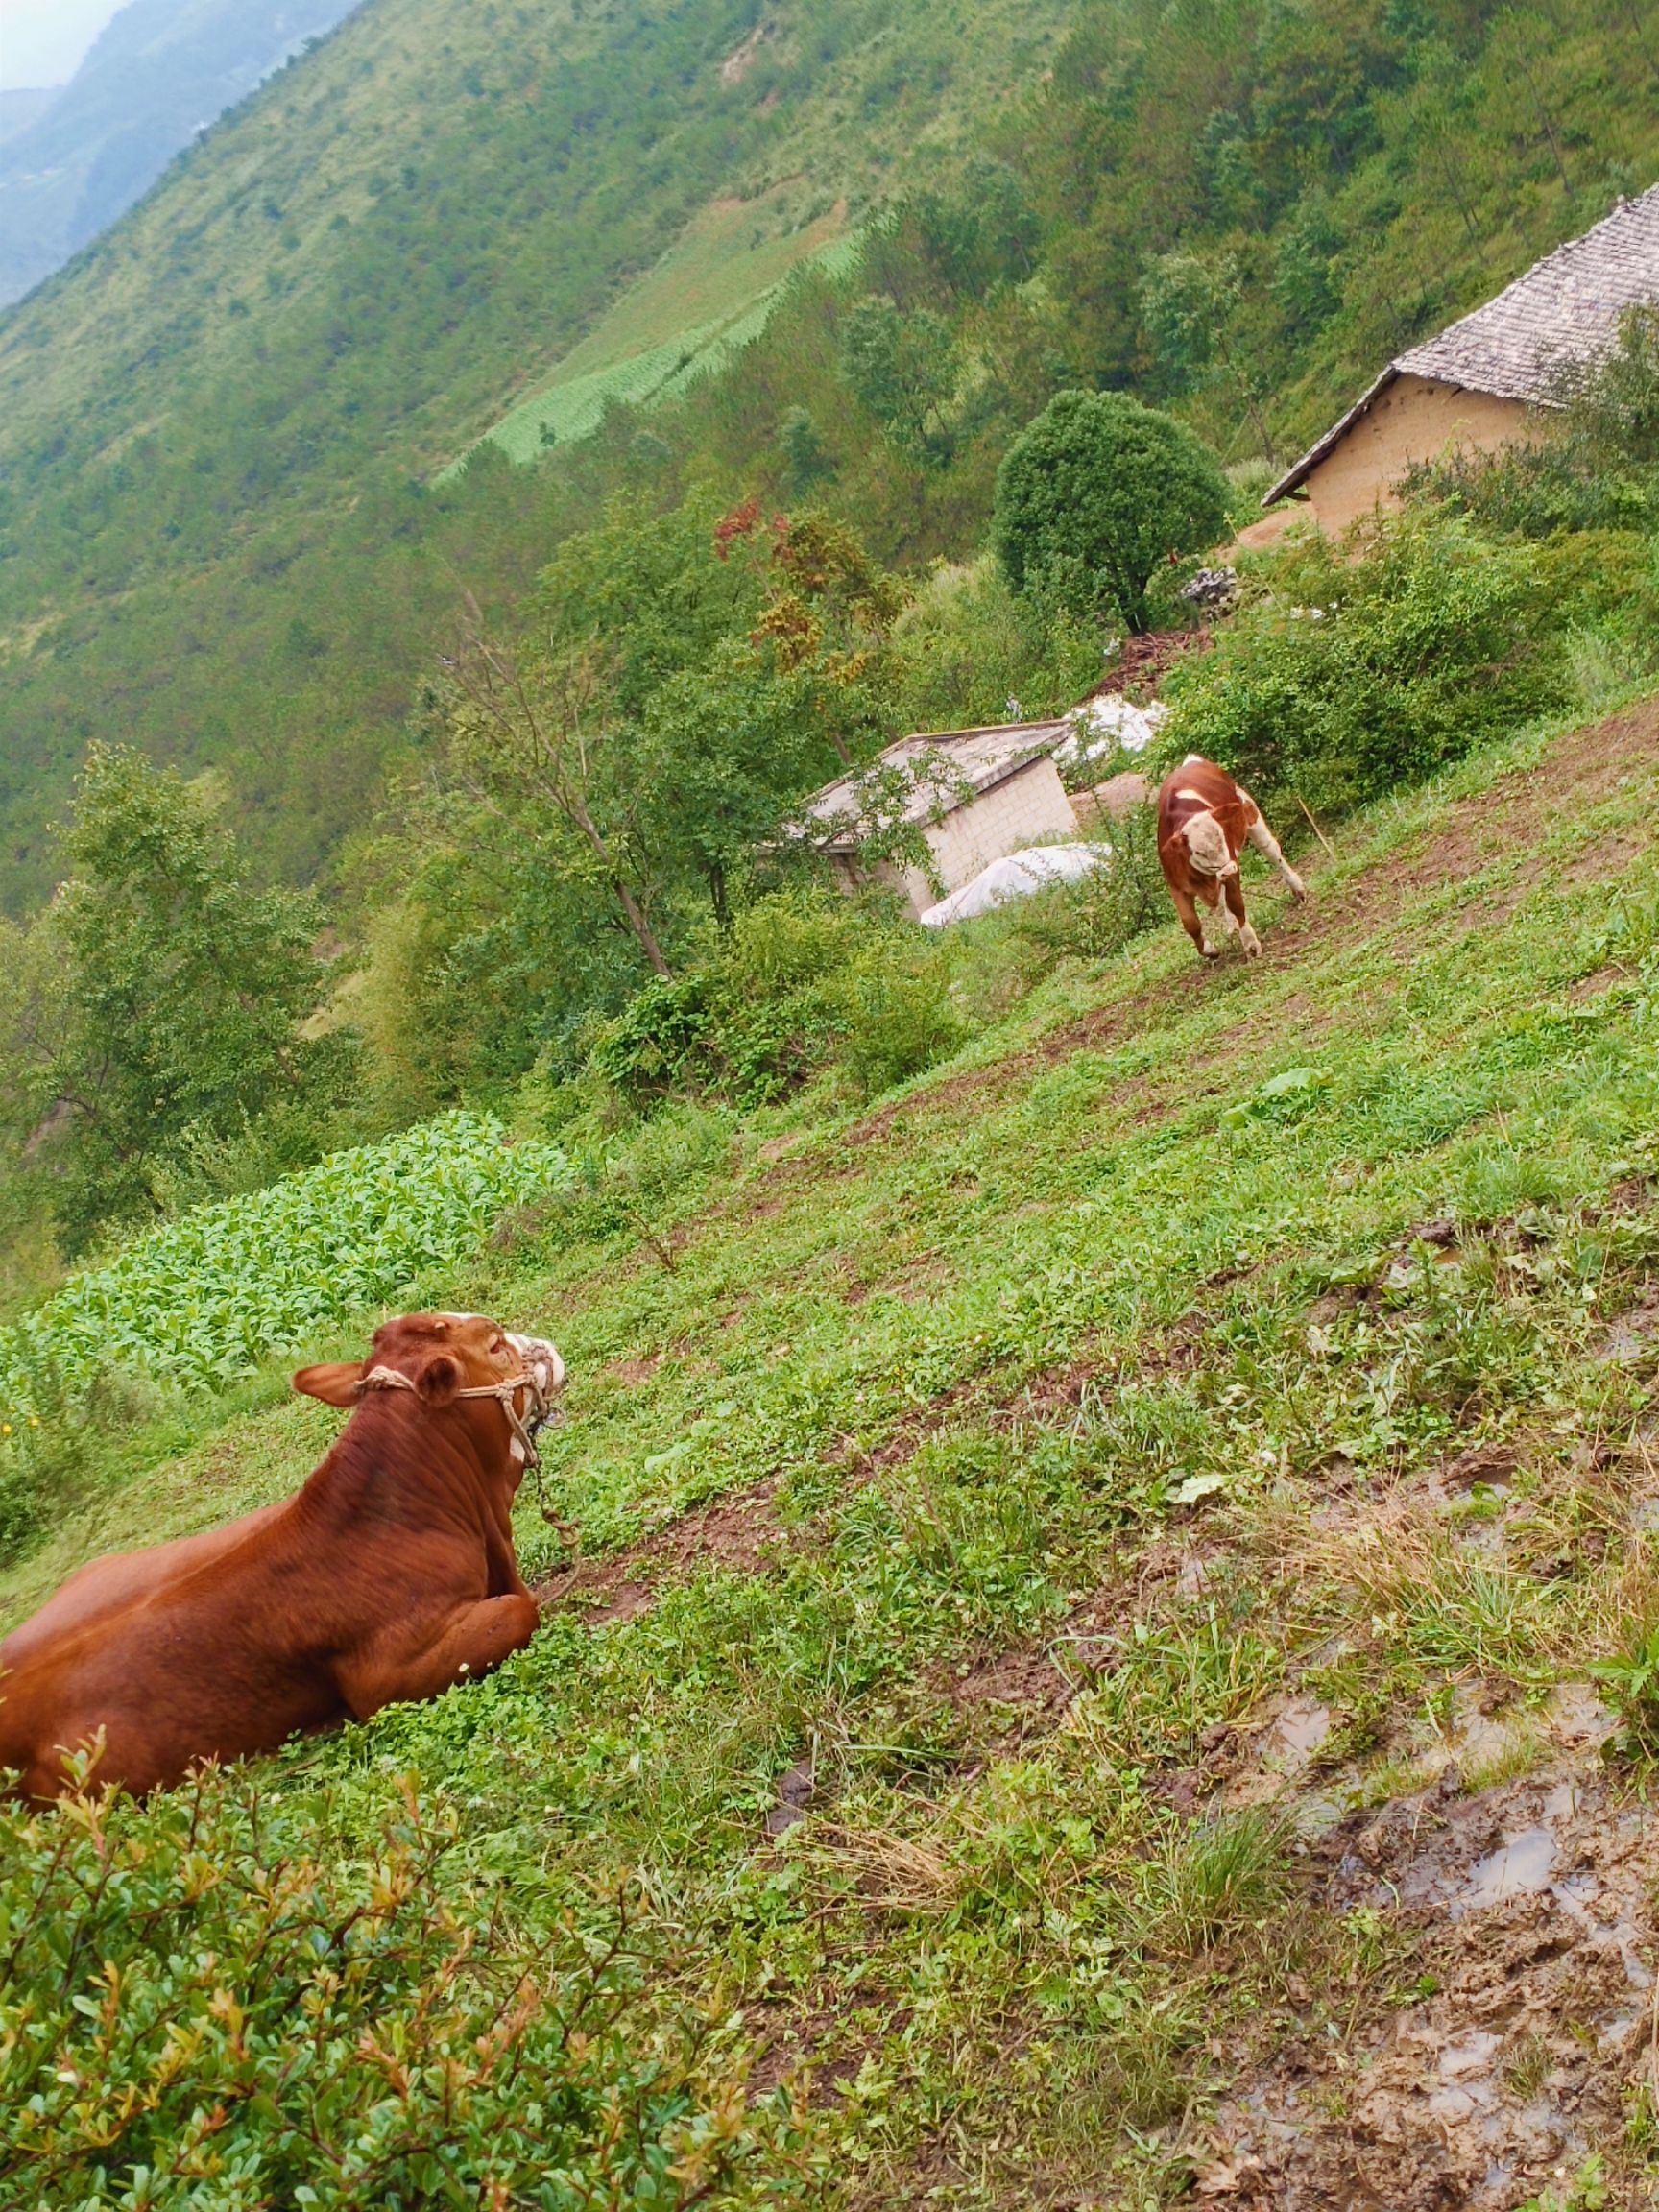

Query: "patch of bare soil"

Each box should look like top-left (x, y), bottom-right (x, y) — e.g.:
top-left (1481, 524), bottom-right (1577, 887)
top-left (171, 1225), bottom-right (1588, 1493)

top-left (1090, 627), bottom-right (1214, 699)
top-left (1202, 1748), bottom-right (1657, 2210)
top-left (936, 1537), bottom-right (1213, 1762)
top-left (534, 1474), bottom-right (786, 1621)
top-left (719, 21), bottom-right (773, 81)
top-left (604, 1351), bottom-right (661, 1387)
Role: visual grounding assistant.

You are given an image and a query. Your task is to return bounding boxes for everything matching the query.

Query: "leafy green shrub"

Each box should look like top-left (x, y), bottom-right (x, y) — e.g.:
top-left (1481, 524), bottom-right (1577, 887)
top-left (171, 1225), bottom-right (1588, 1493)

top-left (50, 746), bottom-right (340, 1251)
top-left (839, 960), bottom-right (967, 1097)
top-left (525, 1102), bottom-right (738, 1262)
top-left (1160, 512), bottom-right (1569, 818)
top-left (994, 390), bottom-right (1230, 632)
top-left (0, 1767), bottom-right (808, 2209)
top-left (589, 893), bottom-right (964, 1109)
top-left (1406, 309), bottom-right (1659, 541)
top-left (888, 556), bottom-right (1102, 734)
top-left (1402, 439), bottom-right (1652, 539)
top-left (839, 293), bottom-right (962, 461)
top-left (1003, 800), bottom-right (1168, 968)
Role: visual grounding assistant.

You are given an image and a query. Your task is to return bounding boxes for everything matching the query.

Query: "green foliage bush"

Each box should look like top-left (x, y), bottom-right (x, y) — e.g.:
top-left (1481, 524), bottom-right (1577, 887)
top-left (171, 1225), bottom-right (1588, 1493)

top-left (1003, 800), bottom-right (1169, 969)
top-left (40, 747), bottom-right (348, 1252)
top-left (994, 391), bottom-right (1230, 632)
top-left (589, 893), bottom-right (963, 1110)
top-left (887, 557), bottom-right (1103, 733)
top-left (1159, 513), bottom-right (1572, 818)
top-left (0, 1767), bottom-right (807, 2209)
top-left (838, 294), bottom-right (962, 461)
top-left (1406, 309), bottom-right (1659, 542)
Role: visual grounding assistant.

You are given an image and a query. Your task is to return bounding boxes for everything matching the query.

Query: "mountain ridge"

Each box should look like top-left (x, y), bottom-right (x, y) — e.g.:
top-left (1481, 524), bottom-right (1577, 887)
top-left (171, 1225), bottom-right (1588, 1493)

top-left (0, 0), bottom-right (366, 306)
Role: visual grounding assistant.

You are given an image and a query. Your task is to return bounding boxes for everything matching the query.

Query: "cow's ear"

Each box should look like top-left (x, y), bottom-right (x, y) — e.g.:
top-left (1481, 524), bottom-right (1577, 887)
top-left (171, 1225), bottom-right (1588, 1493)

top-left (417, 1354), bottom-right (461, 1407)
top-left (293, 1361), bottom-right (363, 1407)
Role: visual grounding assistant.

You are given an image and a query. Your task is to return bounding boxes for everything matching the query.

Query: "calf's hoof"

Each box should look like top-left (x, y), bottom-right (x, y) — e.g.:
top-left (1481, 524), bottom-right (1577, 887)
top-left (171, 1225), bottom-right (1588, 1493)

top-left (1239, 926), bottom-right (1262, 958)
top-left (1286, 873), bottom-right (1309, 902)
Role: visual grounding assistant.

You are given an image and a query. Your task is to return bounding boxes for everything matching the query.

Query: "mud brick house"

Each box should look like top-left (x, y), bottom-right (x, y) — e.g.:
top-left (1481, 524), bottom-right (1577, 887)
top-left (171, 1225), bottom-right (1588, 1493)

top-left (801, 722), bottom-right (1079, 920)
top-left (1252, 183), bottom-right (1659, 540)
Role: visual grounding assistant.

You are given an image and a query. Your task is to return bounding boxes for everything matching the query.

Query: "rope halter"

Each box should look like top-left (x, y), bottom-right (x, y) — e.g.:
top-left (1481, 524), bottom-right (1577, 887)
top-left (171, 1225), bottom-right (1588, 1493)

top-left (356, 1362), bottom-right (557, 1469)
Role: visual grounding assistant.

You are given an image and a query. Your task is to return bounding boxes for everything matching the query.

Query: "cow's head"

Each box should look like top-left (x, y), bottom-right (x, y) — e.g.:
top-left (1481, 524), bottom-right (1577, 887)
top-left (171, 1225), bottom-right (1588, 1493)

top-left (295, 1312), bottom-right (566, 1467)
top-left (1181, 811), bottom-right (1238, 882)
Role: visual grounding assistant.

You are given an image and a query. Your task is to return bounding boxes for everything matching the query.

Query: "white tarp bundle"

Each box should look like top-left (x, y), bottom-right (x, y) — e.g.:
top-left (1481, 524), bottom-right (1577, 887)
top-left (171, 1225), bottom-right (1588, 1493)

top-left (919, 843), bottom-right (1109, 928)
top-left (1054, 693), bottom-right (1168, 767)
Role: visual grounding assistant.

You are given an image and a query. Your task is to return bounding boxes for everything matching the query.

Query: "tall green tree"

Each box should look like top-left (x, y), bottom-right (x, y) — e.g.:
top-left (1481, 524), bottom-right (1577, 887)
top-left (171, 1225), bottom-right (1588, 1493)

top-left (50, 746), bottom-right (329, 1243)
top-left (838, 295), bottom-right (962, 461)
top-left (993, 390), bottom-right (1230, 633)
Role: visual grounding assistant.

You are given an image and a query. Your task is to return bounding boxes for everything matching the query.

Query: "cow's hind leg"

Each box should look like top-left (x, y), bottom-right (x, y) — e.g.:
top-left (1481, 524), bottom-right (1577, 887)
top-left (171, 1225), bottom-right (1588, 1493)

top-left (337, 1595), bottom-right (541, 1719)
top-left (1241, 796), bottom-right (1307, 902)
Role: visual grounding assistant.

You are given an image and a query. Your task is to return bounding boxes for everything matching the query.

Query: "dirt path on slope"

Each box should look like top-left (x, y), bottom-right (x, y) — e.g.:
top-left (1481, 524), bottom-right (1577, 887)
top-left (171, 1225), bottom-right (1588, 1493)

top-left (833, 697), bottom-right (1659, 1155)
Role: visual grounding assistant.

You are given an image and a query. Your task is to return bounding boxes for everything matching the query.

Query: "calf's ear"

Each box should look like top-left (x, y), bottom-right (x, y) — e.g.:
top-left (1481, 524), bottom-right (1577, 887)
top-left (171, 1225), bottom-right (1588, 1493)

top-left (293, 1360), bottom-right (364, 1407)
top-left (417, 1353), bottom-right (462, 1406)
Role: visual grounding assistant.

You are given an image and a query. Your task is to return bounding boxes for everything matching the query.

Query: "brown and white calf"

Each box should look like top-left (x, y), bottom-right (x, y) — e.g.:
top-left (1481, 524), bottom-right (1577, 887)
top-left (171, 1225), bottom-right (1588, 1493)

top-left (1156, 755), bottom-right (1306, 961)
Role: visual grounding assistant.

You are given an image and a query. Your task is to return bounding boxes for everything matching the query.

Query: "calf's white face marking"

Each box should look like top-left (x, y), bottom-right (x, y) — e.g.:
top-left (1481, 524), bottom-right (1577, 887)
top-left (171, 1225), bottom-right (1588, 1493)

top-left (1182, 813), bottom-right (1238, 881)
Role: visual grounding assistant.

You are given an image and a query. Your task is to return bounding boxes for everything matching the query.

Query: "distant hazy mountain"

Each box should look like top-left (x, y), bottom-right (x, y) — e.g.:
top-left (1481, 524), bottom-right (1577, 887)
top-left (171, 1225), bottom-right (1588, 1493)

top-left (0, 0), bottom-right (363, 304)
top-left (0, 90), bottom-right (58, 148)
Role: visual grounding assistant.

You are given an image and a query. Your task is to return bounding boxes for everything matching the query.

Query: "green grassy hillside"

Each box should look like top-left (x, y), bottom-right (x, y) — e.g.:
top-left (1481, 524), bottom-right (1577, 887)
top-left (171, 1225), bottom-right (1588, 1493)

top-left (7, 689), bottom-right (1659, 2202)
top-left (461, 201), bottom-right (862, 467)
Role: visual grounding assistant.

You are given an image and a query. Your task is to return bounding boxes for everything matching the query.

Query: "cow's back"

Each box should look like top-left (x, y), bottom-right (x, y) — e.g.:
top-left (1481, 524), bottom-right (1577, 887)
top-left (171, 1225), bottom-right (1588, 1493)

top-left (0, 1503), bottom-right (284, 1668)
top-left (0, 1503), bottom-right (349, 1796)
top-left (1157, 757), bottom-right (1252, 872)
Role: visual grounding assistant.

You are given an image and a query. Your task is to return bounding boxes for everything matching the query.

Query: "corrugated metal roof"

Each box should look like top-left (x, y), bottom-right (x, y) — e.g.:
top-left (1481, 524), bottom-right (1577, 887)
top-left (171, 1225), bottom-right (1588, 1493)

top-left (800, 722), bottom-right (1069, 852)
top-left (1264, 184), bottom-right (1659, 505)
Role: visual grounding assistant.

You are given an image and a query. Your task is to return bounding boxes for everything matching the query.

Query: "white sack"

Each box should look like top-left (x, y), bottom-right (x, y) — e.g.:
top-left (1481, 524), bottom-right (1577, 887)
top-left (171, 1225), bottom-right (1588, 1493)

top-left (919, 843), bottom-right (1108, 928)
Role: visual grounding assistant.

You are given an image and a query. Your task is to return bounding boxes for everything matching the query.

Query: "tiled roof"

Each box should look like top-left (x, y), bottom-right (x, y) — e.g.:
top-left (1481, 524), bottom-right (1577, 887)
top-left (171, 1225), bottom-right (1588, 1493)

top-left (800, 723), bottom-right (1069, 851)
top-left (1265, 184), bottom-right (1659, 504)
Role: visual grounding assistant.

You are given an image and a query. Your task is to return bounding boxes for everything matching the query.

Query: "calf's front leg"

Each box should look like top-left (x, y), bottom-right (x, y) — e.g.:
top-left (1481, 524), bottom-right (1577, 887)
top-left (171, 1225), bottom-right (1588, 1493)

top-left (1168, 883), bottom-right (1217, 960)
top-left (337, 1593), bottom-right (541, 1720)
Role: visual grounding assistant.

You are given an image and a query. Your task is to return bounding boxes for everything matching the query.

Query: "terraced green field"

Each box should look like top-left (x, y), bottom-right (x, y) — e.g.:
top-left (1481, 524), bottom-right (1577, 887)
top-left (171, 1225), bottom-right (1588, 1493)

top-left (8, 695), bottom-right (1659, 2204)
top-left (462, 197), bottom-right (861, 468)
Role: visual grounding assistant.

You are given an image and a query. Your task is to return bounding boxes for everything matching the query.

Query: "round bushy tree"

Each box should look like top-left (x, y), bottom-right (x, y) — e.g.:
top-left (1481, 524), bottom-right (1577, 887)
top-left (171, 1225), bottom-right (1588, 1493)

top-left (994, 390), bottom-right (1230, 632)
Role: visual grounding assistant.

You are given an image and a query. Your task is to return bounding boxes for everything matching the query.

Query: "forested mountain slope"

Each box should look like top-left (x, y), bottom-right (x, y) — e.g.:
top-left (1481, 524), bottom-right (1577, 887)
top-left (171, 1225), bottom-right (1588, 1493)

top-left (3, 0), bottom-right (1659, 908)
top-left (0, 0), bottom-right (1076, 901)
top-left (0, 0), bottom-right (366, 307)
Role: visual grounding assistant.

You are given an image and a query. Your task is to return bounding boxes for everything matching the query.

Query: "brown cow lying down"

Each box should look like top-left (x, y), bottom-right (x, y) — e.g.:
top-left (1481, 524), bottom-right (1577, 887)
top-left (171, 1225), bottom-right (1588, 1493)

top-left (0, 1312), bottom-right (565, 1801)
top-left (1156, 754), bottom-right (1307, 960)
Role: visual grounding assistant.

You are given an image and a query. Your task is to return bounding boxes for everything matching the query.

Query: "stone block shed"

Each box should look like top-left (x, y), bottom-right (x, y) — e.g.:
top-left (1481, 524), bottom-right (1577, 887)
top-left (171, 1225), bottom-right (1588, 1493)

top-left (1246, 182), bottom-right (1659, 541)
top-left (799, 722), bottom-right (1080, 920)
